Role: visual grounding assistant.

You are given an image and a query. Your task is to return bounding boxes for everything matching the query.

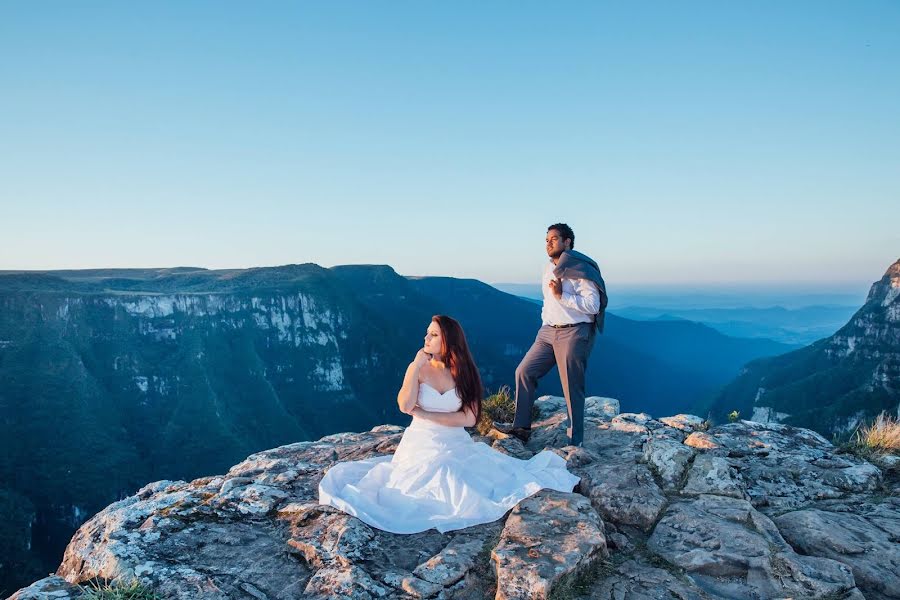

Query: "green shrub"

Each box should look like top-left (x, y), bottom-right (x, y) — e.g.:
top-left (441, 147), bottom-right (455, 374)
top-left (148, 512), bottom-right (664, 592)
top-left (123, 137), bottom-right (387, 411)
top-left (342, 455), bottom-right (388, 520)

top-left (476, 386), bottom-right (539, 435)
top-left (80, 580), bottom-right (161, 600)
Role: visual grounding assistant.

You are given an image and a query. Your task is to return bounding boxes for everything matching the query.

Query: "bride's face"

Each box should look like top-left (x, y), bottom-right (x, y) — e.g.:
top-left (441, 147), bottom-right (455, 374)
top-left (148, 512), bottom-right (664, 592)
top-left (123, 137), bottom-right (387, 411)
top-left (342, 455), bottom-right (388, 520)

top-left (424, 322), bottom-right (443, 357)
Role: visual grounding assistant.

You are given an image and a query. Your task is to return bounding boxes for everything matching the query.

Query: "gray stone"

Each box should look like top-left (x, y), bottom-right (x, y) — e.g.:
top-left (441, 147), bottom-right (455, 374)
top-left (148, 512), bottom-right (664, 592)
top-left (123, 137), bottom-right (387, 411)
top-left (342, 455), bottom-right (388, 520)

top-left (643, 435), bottom-right (694, 491)
top-left (381, 571), bottom-right (442, 598)
top-left (493, 490), bottom-right (607, 600)
top-left (8, 576), bottom-right (83, 600)
top-left (586, 396), bottom-right (621, 418)
top-left (648, 495), bottom-right (861, 599)
top-left (491, 436), bottom-right (534, 460)
top-left (304, 564), bottom-right (390, 599)
top-left (710, 421), bottom-right (883, 512)
top-left (55, 427), bottom-right (404, 599)
top-left (871, 453), bottom-right (900, 470)
top-left (577, 461), bottom-right (667, 531)
top-left (412, 536), bottom-right (485, 586)
top-left (534, 395), bottom-right (619, 421)
top-left (683, 431), bottom-right (720, 450)
top-left (610, 413), bottom-right (654, 435)
top-left (286, 510), bottom-right (378, 568)
top-left (658, 414), bottom-right (706, 432)
top-left (775, 507), bottom-right (900, 600)
top-left (681, 454), bottom-right (747, 499)
top-left (592, 559), bottom-right (709, 600)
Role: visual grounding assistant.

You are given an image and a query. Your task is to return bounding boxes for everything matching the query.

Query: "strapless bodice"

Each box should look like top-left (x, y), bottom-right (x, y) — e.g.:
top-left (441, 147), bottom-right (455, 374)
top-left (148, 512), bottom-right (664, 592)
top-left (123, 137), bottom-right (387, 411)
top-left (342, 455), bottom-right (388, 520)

top-left (417, 382), bottom-right (462, 413)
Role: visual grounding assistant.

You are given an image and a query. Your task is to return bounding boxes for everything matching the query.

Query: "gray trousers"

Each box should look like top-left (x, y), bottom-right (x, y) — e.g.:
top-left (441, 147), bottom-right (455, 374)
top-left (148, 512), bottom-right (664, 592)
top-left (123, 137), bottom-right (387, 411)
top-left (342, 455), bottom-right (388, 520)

top-left (513, 323), bottom-right (595, 445)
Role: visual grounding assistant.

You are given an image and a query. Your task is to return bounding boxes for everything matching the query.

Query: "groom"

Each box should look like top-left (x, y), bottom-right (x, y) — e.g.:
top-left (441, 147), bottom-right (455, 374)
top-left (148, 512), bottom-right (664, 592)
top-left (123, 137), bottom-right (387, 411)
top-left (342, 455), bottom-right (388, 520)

top-left (500, 223), bottom-right (607, 447)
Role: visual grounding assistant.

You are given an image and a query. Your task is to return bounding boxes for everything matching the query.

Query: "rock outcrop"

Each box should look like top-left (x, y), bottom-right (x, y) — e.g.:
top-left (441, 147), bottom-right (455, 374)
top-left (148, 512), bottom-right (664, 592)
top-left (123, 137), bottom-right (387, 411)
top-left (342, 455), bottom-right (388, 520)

top-left (10, 396), bottom-right (899, 600)
top-left (710, 258), bottom-right (900, 436)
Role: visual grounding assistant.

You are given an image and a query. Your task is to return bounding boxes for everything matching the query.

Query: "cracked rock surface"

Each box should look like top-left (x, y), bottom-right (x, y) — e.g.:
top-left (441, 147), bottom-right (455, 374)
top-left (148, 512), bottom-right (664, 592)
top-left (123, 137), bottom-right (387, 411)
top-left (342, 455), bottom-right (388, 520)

top-left (10, 397), bottom-right (898, 600)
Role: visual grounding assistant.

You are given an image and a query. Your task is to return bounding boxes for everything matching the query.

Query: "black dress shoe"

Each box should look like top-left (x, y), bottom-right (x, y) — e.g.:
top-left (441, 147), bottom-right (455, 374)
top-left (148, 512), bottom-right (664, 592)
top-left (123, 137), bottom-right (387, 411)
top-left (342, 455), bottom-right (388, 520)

top-left (494, 424), bottom-right (532, 443)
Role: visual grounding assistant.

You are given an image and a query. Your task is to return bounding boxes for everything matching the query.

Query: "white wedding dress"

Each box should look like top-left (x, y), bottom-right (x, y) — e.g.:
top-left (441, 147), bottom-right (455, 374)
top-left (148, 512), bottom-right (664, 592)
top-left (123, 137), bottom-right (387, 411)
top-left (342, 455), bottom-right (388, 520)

top-left (318, 382), bottom-right (580, 534)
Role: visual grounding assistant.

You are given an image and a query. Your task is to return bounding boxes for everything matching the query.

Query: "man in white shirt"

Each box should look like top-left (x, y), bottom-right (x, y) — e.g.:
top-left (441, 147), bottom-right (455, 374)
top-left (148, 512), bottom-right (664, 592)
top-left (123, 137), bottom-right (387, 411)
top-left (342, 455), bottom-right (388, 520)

top-left (499, 223), bottom-right (607, 447)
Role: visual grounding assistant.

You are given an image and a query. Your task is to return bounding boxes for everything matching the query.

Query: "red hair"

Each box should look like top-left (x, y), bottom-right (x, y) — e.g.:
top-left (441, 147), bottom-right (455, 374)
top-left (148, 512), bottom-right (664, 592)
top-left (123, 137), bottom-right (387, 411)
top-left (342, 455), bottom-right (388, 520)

top-left (432, 315), bottom-right (482, 423)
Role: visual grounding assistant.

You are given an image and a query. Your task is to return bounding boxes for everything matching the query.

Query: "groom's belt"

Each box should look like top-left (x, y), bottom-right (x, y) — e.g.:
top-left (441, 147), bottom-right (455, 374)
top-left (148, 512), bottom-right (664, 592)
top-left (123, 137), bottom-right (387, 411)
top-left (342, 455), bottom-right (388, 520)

top-left (547, 323), bottom-right (580, 329)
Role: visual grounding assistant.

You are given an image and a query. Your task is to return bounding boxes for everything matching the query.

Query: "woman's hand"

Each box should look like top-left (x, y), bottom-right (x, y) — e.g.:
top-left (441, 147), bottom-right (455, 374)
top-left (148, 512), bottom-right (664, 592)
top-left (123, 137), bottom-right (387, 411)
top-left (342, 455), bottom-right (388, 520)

top-left (412, 349), bottom-right (430, 370)
top-left (398, 350), bottom-right (429, 415)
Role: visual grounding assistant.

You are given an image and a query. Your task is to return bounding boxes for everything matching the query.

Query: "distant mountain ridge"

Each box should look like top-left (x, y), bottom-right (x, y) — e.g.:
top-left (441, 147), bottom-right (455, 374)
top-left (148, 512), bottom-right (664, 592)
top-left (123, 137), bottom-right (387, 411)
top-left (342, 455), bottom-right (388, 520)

top-left (493, 283), bottom-right (860, 345)
top-left (707, 258), bottom-right (900, 435)
top-left (613, 304), bottom-right (857, 345)
top-left (0, 263), bottom-right (793, 593)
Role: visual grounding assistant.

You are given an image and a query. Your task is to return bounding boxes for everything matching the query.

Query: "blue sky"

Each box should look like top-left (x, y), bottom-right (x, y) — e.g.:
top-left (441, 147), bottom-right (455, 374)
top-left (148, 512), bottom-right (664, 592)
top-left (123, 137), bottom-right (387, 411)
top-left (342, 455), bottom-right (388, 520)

top-left (1, 1), bottom-right (898, 286)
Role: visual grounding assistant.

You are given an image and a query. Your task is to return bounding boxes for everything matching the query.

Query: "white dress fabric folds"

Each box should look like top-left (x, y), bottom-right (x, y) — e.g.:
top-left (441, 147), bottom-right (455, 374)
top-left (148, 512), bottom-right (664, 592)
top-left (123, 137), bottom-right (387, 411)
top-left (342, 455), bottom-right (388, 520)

top-left (318, 382), bottom-right (580, 534)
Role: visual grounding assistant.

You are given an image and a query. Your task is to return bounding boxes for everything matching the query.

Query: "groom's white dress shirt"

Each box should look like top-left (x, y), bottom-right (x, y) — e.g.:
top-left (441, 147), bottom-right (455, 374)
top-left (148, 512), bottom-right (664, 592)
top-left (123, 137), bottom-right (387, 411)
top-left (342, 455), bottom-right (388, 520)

top-left (540, 260), bottom-right (602, 326)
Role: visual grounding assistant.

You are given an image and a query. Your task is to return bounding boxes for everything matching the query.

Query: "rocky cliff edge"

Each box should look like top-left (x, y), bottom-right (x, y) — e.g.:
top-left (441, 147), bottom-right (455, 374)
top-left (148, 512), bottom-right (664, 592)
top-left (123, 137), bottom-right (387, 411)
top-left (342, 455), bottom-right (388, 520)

top-left (10, 396), bottom-right (900, 600)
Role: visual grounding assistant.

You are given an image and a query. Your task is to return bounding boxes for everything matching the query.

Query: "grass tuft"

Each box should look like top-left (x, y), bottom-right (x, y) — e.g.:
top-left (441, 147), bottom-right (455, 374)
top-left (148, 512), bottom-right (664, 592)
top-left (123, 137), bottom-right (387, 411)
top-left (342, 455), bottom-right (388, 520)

top-left (476, 386), bottom-right (539, 436)
top-left (80, 579), bottom-right (161, 600)
top-left (854, 411), bottom-right (900, 454)
top-left (548, 557), bottom-right (616, 600)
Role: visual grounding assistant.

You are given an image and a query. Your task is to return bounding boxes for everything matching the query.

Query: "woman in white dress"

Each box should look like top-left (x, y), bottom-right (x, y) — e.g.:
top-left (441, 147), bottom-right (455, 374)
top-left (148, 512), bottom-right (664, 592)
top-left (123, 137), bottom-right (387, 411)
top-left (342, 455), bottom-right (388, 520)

top-left (318, 315), bottom-right (579, 534)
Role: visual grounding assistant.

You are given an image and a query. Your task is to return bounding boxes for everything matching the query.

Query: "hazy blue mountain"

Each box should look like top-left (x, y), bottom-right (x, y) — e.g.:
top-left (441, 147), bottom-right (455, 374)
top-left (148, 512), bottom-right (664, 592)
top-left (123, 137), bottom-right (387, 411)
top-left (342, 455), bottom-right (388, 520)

top-left (493, 283), bottom-right (862, 344)
top-left (612, 305), bottom-right (857, 345)
top-left (706, 259), bottom-right (900, 436)
top-left (0, 264), bottom-right (794, 593)
top-left (491, 282), bottom-right (869, 310)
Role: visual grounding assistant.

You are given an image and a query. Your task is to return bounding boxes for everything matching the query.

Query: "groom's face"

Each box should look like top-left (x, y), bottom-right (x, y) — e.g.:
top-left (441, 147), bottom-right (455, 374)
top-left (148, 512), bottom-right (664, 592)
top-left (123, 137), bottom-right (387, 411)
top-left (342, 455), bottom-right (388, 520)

top-left (546, 229), bottom-right (571, 259)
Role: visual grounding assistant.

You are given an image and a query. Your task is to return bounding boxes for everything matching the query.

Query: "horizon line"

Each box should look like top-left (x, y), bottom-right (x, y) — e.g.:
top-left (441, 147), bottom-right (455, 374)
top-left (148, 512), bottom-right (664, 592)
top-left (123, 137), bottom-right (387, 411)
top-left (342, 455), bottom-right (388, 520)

top-left (0, 264), bottom-right (877, 291)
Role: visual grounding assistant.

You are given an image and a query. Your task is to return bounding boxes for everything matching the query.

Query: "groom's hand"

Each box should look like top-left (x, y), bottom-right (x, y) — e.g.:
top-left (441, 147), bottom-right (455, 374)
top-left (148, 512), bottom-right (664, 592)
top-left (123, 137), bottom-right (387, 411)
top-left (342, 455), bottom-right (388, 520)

top-left (548, 278), bottom-right (563, 299)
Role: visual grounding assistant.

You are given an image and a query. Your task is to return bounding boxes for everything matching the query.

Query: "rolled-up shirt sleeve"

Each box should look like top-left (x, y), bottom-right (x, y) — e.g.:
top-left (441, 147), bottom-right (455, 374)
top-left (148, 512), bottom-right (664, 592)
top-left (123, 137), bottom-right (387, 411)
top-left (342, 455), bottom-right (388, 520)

top-left (558, 279), bottom-right (601, 315)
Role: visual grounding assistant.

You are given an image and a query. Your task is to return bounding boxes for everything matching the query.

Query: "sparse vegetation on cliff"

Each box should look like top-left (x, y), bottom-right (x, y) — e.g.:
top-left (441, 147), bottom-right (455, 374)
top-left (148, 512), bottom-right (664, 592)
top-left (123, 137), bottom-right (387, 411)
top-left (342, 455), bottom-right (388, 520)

top-left (476, 385), bottom-right (539, 435)
top-left (855, 411), bottom-right (900, 454)
top-left (80, 579), bottom-right (160, 600)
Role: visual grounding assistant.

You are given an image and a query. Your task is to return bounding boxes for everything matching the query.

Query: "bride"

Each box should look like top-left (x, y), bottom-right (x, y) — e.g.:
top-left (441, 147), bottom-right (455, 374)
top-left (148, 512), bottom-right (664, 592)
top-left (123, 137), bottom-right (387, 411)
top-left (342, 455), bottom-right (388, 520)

top-left (318, 315), bottom-right (580, 534)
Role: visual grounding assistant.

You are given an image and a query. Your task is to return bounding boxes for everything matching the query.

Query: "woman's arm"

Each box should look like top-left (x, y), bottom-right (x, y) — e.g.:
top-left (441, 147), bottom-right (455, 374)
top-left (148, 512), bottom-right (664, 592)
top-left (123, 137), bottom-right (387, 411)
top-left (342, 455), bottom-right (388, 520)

top-left (397, 350), bottom-right (429, 414)
top-left (411, 406), bottom-right (478, 428)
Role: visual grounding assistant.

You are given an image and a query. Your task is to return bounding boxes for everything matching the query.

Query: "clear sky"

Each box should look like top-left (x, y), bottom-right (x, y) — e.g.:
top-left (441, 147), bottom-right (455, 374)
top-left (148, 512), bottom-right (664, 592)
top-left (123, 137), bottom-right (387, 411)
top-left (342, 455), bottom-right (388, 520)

top-left (1, 1), bottom-right (898, 285)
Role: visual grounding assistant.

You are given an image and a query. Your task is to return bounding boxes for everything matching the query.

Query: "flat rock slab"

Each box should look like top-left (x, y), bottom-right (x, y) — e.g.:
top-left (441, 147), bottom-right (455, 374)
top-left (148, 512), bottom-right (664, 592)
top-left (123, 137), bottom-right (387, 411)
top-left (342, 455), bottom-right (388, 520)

top-left (709, 421), bottom-right (882, 511)
top-left (610, 413), bottom-right (655, 435)
top-left (683, 432), bottom-right (720, 450)
top-left (412, 535), bottom-right (486, 586)
top-left (576, 460), bottom-right (667, 532)
top-left (591, 559), bottom-right (710, 600)
top-left (658, 414), bottom-right (706, 432)
top-left (54, 429), bottom-right (404, 600)
top-left (648, 494), bottom-right (862, 600)
top-left (681, 454), bottom-right (747, 499)
top-left (774, 504), bottom-right (900, 600)
top-left (643, 436), bottom-right (695, 491)
top-left (535, 395), bottom-right (619, 420)
top-left (493, 490), bottom-right (607, 600)
top-left (491, 436), bottom-right (534, 460)
top-left (303, 563), bottom-right (391, 599)
top-left (8, 576), bottom-right (84, 600)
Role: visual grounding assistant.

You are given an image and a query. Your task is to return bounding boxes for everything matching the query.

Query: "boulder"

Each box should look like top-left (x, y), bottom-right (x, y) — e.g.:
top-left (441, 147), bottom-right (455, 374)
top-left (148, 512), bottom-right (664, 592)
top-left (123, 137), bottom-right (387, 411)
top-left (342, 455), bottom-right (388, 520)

top-left (648, 494), bottom-right (862, 599)
top-left (493, 490), bottom-right (607, 600)
top-left (774, 504), bottom-right (900, 600)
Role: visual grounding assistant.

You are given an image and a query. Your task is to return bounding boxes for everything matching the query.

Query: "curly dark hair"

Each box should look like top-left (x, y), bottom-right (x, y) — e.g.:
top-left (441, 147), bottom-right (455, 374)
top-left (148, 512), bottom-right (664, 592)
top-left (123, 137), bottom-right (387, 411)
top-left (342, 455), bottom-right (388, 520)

top-left (547, 223), bottom-right (575, 249)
